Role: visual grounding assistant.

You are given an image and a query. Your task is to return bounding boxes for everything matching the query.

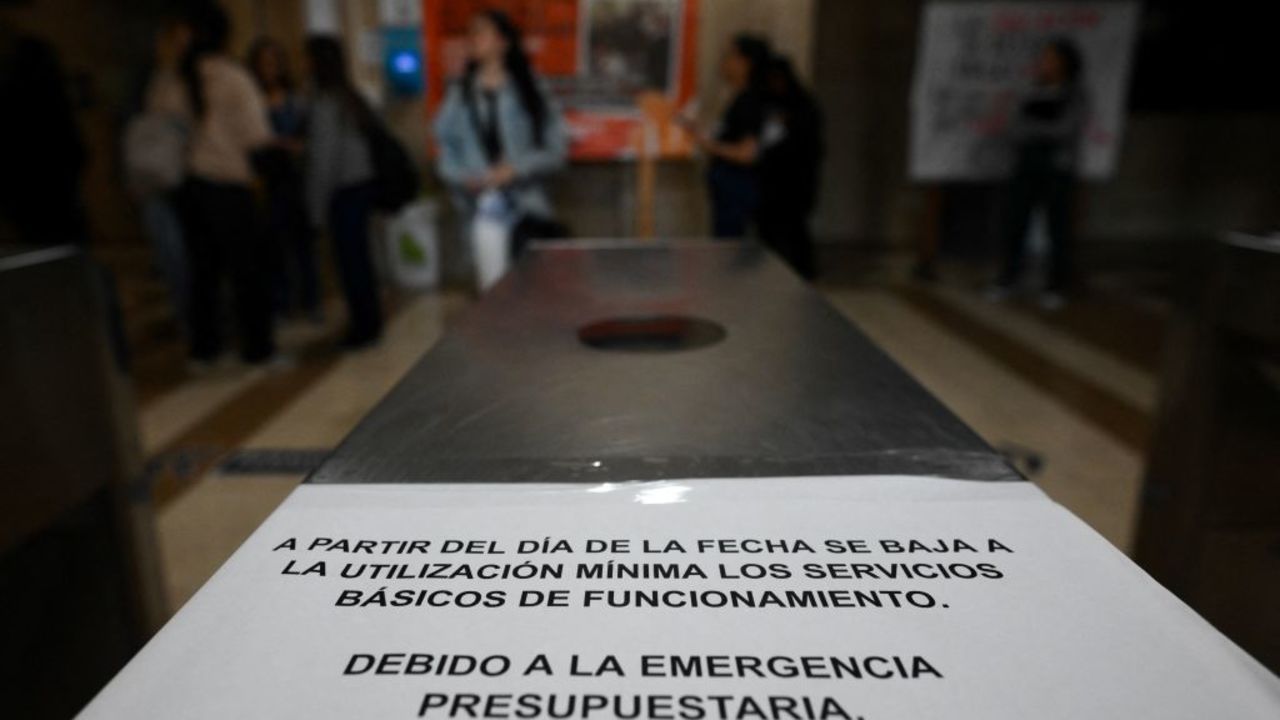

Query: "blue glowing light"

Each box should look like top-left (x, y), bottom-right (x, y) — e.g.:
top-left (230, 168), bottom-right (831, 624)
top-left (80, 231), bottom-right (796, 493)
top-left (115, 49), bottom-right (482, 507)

top-left (392, 52), bottom-right (419, 75)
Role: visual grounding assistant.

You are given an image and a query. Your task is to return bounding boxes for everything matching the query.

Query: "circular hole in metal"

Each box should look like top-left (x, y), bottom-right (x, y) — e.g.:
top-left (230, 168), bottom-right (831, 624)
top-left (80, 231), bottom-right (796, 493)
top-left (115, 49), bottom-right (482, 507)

top-left (578, 315), bottom-right (726, 353)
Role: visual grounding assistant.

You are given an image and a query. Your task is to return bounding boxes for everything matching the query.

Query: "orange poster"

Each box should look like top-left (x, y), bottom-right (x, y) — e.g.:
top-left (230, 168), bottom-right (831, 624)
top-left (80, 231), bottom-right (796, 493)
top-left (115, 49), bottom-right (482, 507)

top-left (423, 0), bottom-right (699, 160)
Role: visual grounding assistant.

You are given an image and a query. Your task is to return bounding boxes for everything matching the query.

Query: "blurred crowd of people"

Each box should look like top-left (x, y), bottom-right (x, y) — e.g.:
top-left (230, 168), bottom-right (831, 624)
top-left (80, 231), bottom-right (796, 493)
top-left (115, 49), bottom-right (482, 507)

top-left (4, 1), bottom-right (1098, 377)
top-left (133, 4), bottom-right (830, 347)
top-left (123, 4), bottom-right (1084, 372)
top-left (128, 2), bottom-right (408, 367)
top-left (130, 5), bottom-right (577, 365)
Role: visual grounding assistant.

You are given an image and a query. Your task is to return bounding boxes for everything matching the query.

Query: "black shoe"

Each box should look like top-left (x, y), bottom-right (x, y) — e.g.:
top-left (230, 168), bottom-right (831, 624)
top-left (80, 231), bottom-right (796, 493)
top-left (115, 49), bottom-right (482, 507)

top-left (339, 330), bottom-right (381, 350)
top-left (912, 259), bottom-right (939, 282)
top-left (246, 352), bottom-right (297, 370)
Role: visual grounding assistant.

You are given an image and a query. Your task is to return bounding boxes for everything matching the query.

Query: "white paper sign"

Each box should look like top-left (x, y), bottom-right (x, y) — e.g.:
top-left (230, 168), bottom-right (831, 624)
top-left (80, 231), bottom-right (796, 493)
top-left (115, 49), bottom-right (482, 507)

top-left (909, 2), bottom-right (1140, 180)
top-left (80, 477), bottom-right (1280, 719)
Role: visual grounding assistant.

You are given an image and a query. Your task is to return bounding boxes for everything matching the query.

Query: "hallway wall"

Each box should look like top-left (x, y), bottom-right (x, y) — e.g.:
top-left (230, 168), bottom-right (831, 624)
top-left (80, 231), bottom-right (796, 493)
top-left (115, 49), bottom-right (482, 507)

top-left (807, 0), bottom-right (1280, 256)
top-left (810, 0), bottom-right (921, 248)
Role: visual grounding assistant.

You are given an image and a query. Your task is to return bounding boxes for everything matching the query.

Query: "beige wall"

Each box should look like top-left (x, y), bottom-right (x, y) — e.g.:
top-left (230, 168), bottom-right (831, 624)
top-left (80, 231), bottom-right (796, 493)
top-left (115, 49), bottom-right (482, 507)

top-left (809, 0), bottom-right (922, 247)
top-left (223, 0), bottom-right (308, 69)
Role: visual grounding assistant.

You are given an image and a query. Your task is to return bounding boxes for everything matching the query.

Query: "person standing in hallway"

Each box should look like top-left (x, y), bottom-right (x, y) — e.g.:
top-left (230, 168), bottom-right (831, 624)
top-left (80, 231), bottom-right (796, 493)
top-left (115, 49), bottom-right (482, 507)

top-left (988, 38), bottom-right (1088, 310)
top-left (304, 36), bottom-right (382, 348)
top-left (432, 9), bottom-right (568, 291)
top-left (757, 56), bottom-right (822, 279)
top-left (151, 2), bottom-right (276, 367)
top-left (130, 13), bottom-right (192, 335)
top-left (249, 36), bottom-right (321, 324)
top-left (682, 34), bottom-right (772, 239)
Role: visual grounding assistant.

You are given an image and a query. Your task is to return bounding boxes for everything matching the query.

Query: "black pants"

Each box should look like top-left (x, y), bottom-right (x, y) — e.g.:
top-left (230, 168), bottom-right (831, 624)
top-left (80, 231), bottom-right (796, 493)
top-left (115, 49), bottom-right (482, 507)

top-left (998, 157), bottom-right (1076, 292)
top-left (330, 183), bottom-right (382, 342)
top-left (708, 163), bottom-right (759, 238)
top-left (266, 178), bottom-right (320, 317)
top-left (757, 201), bottom-right (816, 280)
top-left (180, 177), bottom-right (274, 362)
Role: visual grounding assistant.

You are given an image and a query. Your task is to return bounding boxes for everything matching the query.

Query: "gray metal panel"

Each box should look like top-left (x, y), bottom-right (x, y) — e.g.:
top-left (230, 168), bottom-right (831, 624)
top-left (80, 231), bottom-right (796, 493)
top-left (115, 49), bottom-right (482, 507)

top-left (1, 245), bottom-right (128, 551)
top-left (0, 244), bottom-right (164, 719)
top-left (310, 241), bottom-right (1017, 484)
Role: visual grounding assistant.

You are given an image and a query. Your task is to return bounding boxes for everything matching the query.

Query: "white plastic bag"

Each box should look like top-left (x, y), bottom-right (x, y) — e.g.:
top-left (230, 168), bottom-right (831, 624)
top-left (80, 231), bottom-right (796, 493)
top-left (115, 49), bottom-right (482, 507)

top-left (123, 112), bottom-right (188, 197)
top-left (470, 190), bottom-right (514, 291)
top-left (382, 199), bottom-right (440, 290)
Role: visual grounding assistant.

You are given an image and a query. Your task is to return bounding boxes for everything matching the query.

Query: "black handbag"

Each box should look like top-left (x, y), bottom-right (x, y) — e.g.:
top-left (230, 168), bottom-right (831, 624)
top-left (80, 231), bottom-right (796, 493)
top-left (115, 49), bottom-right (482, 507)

top-left (351, 96), bottom-right (419, 213)
top-left (365, 119), bottom-right (419, 213)
top-left (511, 215), bottom-right (570, 260)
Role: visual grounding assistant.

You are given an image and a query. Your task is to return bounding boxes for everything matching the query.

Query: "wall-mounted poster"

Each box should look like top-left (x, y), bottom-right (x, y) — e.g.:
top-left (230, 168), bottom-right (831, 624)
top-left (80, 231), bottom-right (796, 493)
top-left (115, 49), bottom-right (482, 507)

top-left (581, 0), bottom-right (677, 106)
top-left (423, 0), bottom-right (699, 160)
top-left (909, 2), bottom-right (1140, 181)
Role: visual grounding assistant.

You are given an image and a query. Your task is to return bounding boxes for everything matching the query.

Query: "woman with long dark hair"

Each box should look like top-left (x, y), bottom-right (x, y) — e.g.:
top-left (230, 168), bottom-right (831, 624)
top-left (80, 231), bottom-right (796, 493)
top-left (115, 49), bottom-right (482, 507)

top-left (249, 37), bottom-right (321, 323)
top-left (432, 9), bottom-right (568, 289)
top-left (682, 34), bottom-right (772, 238)
top-left (989, 38), bottom-right (1088, 310)
top-left (159, 1), bottom-right (275, 366)
top-left (304, 35), bottom-right (382, 348)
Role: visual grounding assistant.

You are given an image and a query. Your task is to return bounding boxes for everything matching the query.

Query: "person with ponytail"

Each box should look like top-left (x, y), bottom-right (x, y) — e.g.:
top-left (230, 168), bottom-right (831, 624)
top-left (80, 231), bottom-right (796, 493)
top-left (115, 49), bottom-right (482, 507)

top-left (432, 9), bottom-right (568, 289)
top-left (303, 35), bottom-right (383, 349)
top-left (249, 36), bottom-right (321, 324)
top-left (155, 2), bottom-right (276, 367)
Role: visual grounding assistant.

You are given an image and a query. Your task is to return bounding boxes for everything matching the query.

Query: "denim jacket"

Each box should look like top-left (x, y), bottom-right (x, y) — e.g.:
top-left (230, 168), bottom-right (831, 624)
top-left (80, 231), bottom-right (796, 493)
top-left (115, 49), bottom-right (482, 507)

top-left (432, 78), bottom-right (568, 219)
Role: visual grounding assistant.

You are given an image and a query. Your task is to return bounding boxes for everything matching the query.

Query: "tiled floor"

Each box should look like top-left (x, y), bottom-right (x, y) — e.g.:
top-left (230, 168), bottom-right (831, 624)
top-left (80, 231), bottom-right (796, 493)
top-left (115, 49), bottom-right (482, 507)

top-left (121, 254), bottom-right (1167, 616)
top-left (825, 289), bottom-right (1146, 550)
top-left (149, 291), bottom-right (460, 609)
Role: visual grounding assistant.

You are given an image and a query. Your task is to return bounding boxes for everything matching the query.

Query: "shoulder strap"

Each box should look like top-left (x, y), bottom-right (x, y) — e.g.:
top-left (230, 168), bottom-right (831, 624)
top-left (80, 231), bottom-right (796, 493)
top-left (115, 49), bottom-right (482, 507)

top-left (463, 81), bottom-right (488, 147)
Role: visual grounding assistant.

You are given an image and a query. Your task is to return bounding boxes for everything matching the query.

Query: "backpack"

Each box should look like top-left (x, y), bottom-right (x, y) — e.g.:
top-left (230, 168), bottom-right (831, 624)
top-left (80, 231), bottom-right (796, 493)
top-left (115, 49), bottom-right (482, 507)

top-left (356, 104), bottom-right (419, 213)
top-left (123, 112), bottom-right (187, 197)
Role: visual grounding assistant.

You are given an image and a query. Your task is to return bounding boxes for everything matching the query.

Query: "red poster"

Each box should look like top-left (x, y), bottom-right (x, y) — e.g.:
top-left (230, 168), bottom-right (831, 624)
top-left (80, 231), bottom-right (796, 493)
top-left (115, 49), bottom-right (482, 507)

top-left (423, 0), bottom-right (699, 160)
